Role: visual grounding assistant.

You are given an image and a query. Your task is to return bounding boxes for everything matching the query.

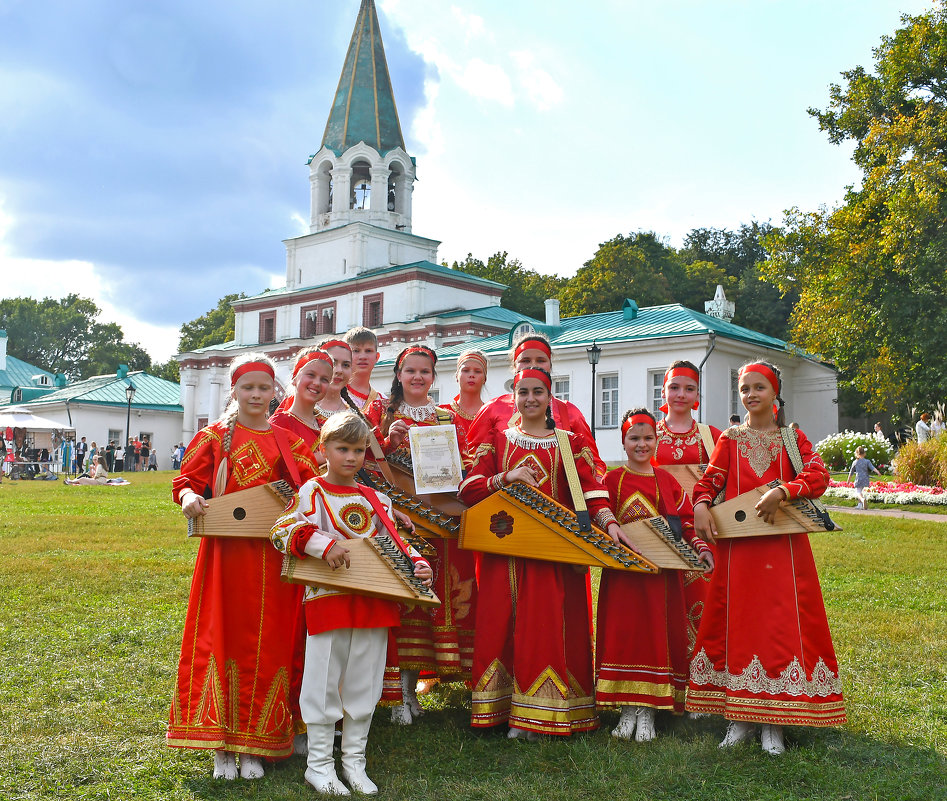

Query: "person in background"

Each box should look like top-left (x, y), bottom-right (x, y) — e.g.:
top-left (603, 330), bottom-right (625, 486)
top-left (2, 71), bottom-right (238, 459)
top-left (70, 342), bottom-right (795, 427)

top-left (915, 413), bottom-right (932, 443)
top-left (140, 439), bottom-right (151, 472)
top-left (75, 436), bottom-right (88, 472)
top-left (728, 414), bottom-right (742, 427)
top-left (847, 445), bottom-right (881, 510)
top-left (115, 443), bottom-right (125, 472)
top-left (126, 438), bottom-right (136, 472)
top-left (105, 441), bottom-right (115, 471)
top-left (65, 454), bottom-right (108, 485)
top-left (872, 422), bottom-right (886, 442)
top-left (148, 445), bottom-right (158, 471)
top-left (932, 412), bottom-right (945, 437)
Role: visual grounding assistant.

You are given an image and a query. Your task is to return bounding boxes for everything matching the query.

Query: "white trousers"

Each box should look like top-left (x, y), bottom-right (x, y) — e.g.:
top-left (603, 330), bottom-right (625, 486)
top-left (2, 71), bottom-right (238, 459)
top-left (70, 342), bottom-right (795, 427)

top-left (299, 627), bottom-right (388, 727)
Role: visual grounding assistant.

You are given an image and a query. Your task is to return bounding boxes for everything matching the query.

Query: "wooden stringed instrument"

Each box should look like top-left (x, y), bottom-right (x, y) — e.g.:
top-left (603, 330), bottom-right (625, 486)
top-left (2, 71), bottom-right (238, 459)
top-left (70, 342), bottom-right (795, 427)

top-left (280, 531), bottom-right (441, 608)
top-left (358, 467), bottom-right (461, 540)
top-left (618, 516), bottom-right (706, 570)
top-left (658, 463), bottom-right (706, 499)
top-left (187, 480), bottom-right (295, 539)
top-left (710, 480), bottom-right (841, 538)
top-left (460, 482), bottom-right (658, 573)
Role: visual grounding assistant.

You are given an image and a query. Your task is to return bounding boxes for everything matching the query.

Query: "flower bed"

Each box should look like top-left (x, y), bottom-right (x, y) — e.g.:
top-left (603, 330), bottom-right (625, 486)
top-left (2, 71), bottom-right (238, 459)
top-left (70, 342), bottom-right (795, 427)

top-left (825, 480), bottom-right (947, 506)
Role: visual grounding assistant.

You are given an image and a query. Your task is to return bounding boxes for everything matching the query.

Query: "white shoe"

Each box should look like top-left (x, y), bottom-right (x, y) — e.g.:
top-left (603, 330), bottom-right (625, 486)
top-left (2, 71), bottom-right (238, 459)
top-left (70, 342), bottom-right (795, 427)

top-left (635, 707), bottom-right (656, 742)
top-left (239, 754), bottom-right (264, 780)
top-left (340, 714), bottom-right (378, 795)
top-left (761, 724), bottom-right (785, 755)
top-left (306, 767), bottom-right (351, 796)
top-left (390, 703), bottom-right (413, 726)
top-left (688, 711), bottom-right (710, 719)
top-left (400, 669), bottom-right (423, 718)
top-left (719, 721), bottom-right (755, 748)
top-left (507, 726), bottom-right (540, 742)
top-left (306, 724), bottom-right (350, 796)
top-left (611, 706), bottom-right (637, 740)
top-left (212, 750), bottom-right (237, 780)
top-left (294, 732), bottom-right (309, 755)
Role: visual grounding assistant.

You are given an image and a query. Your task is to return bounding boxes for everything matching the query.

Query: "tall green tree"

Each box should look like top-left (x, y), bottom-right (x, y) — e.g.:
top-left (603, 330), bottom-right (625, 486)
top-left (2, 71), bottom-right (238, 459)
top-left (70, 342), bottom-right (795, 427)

top-left (178, 293), bottom-right (245, 352)
top-left (762, 4), bottom-right (947, 414)
top-left (450, 253), bottom-right (564, 320)
top-left (0, 295), bottom-right (149, 380)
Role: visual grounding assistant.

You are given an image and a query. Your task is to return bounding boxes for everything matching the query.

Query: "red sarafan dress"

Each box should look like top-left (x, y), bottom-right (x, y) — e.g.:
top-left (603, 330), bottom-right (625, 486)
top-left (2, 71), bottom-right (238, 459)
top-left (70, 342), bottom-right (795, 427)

top-left (654, 418), bottom-right (721, 654)
top-left (441, 396), bottom-right (478, 443)
top-left (458, 426), bottom-right (613, 735)
top-left (168, 422), bottom-right (318, 756)
top-left (596, 467), bottom-right (708, 713)
top-left (685, 425), bottom-right (846, 726)
top-left (269, 409), bottom-right (320, 455)
top-left (363, 400), bottom-right (476, 692)
top-left (467, 393), bottom-right (606, 477)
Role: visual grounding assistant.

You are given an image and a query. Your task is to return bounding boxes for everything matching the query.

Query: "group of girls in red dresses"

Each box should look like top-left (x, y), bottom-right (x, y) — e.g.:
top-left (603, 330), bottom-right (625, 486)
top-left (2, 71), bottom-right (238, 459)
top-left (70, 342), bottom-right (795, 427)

top-left (169, 331), bottom-right (846, 783)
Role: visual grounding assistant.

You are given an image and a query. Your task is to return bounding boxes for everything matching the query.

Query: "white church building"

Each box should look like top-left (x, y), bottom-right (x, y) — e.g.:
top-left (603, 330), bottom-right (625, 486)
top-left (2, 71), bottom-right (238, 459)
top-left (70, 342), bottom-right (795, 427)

top-left (177, 0), bottom-right (838, 456)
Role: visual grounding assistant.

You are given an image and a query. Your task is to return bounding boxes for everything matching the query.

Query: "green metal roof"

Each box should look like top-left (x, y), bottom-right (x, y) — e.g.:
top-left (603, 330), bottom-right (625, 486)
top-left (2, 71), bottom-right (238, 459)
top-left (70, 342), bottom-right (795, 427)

top-left (0, 371), bottom-right (183, 412)
top-left (0, 353), bottom-right (56, 393)
top-left (434, 303), bottom-right (818, 363)
top-left (437, 306), bottom-right (543, 326)
top-left (317, 0), bottom-right (406, 157)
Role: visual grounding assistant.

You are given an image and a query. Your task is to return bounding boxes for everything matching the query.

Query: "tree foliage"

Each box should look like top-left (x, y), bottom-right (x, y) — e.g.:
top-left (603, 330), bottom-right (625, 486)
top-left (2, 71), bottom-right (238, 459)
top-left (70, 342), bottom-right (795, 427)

top-left (762, 4), bottom-right (947, 414)
top-left (178, 293), bottom-right (245, 352)
top-left (450, 254), bottom-right (564, 321)
top-left (0, 295), bottom-right (151, 380)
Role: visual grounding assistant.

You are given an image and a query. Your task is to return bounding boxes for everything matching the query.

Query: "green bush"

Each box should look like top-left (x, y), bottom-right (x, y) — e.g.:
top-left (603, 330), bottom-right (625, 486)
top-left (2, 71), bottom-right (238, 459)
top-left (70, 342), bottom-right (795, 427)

top-left (894, 434), bottom-right (947, 488)
top-left (814, 430), bottom-right (894, 471)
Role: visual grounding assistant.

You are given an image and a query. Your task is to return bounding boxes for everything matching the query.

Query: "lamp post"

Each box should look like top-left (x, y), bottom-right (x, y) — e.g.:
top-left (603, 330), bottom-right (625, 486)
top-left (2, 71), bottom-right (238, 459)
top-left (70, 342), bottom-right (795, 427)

top-left (124, 381), bottom-right (136, 472)
top-left (586, 341), bottom-right (601, 439)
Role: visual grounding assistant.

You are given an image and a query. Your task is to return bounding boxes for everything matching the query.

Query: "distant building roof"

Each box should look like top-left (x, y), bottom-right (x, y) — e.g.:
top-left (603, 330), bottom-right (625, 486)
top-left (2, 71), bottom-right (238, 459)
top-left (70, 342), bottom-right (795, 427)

top-left (318, 0), bottom-right (406, 157)
top-left (0, 353), bottom-right (56, 394)
top-left (0, 371), bottom-right (183, 412)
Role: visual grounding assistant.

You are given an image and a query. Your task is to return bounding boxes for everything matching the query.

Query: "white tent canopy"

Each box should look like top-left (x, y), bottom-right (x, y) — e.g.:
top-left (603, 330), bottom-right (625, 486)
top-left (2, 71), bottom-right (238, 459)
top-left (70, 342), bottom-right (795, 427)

top-left (0, 406), bottom-right (75, 431)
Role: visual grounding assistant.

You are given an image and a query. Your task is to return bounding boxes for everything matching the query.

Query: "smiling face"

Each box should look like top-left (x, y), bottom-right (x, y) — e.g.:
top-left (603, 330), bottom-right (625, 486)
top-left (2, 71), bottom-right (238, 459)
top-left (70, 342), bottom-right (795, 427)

top-left (457, 359), bottom-right (486, 394)
top-left (397, 353), bottom-right (435, 402)
top-left (663, 376), bottom-right (699, 415)
top-left (293, 359), bottom-right (333, 406)
top-left (514, 376), bottom-right (550, 424)
top-left (739, 371), bottom-right (776, 420)
top-left (513, 347), bottom-right (552, 372)
top-left (623, 423), bottom-right (657, 468)
top-left (232, 371), bottom-right (276, 424)
top-left (325, 346), bottom-right (353, 390)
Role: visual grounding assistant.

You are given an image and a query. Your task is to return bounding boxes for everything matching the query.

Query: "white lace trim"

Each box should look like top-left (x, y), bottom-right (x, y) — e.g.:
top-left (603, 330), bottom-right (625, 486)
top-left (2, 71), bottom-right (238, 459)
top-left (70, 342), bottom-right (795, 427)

top-left (689, 648), bottom-right (842, 697)
top-left (504, 427), bottom-right (558, 450)
top-left (398, 400), bottom-right (437, 422)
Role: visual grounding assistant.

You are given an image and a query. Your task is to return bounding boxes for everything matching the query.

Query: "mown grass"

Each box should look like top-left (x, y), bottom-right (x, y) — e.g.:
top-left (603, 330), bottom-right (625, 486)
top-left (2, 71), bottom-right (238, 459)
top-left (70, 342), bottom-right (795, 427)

top-left (1, 473), bottom-right (945, 800)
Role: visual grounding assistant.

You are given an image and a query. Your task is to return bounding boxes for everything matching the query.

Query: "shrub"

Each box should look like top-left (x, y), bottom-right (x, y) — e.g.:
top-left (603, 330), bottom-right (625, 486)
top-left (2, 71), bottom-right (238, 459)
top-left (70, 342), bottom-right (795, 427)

top-left (893, 434), bottom-right (947, 488)
top-left (814, 430), bottom-right (894, 471)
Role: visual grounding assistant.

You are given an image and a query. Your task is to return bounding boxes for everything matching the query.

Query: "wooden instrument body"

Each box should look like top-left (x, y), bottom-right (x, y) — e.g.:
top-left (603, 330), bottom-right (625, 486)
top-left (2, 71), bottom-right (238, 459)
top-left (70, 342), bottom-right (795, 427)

top-left (618, 517), bottom-right (706, 570)
top-left (359, 468), bottom-right (461, 540)
top-left (659, 463), bottom-right (705, 499)
top-left (460, 482), bottom-right (658, 574)
top-left (710, 482), bottom-right (841, 538)
top-left (280, 534), bottom-right (441, 608)
top-left (187, 481), bottom-right (295, 539)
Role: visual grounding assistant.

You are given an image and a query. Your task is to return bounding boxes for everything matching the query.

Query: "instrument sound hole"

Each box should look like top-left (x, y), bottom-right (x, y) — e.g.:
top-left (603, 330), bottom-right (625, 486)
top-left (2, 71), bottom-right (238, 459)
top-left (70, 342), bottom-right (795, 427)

top-left (233, 507), bottom-right (247, 521)
top-left (735, 510), bottom-right (746, 522)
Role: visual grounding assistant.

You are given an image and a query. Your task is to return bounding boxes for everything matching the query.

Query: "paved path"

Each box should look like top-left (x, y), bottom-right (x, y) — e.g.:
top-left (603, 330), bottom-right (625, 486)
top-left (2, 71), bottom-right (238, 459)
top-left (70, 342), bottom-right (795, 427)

top-left (824, 505), bottom-right (947, 523)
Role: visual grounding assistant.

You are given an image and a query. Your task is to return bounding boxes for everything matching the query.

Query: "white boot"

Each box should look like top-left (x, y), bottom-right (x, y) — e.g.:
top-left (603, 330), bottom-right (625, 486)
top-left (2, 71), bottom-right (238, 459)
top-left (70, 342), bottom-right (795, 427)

top-left (212, 750), bottom-right (237, 780)
top-left (611, 706), bottom-right (637, 740)
top-left (401, 669), bottom-right (423, 717)
top-left (238, 754), bottom-right (264, 780)
top-left (305, 723), bottom-right (350, 796)
top-left (390, 703), bottom-right (413, 725)
top-left (719, 720), bottom-right (755, 748)
top-left (761, 724), bottom-right (785, 755)
top-left (635, 707), bottom-right (657, 742)
top-left (507, 726), bottom-right (540, 742)
top-left (339, 713), bottom-right (379, 795)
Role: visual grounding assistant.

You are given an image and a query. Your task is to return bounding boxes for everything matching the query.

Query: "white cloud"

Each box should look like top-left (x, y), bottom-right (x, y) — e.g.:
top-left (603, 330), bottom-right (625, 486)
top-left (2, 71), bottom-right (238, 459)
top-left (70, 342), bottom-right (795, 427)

top-left (450, 6), bottom-right (486, 42)
top-left (456, 58), bottom-right (514, 106)
top-left (512, 50), bottom-right (564, 111)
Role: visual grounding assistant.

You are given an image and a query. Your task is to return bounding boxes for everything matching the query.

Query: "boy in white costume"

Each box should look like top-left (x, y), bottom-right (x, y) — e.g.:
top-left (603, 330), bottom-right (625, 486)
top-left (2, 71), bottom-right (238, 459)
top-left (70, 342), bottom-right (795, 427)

top-left (271, 411), bottom-right (432, 795)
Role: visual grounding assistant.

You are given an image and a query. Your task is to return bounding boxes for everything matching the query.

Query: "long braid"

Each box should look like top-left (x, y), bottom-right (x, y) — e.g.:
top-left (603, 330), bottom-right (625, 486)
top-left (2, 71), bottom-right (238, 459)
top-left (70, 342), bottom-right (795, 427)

top-left (383, 376), bottom-right (404, 437)
top-left (221, 402), bottom-right (239, 454)
top-left (545, 402), bottom-right (556, 430)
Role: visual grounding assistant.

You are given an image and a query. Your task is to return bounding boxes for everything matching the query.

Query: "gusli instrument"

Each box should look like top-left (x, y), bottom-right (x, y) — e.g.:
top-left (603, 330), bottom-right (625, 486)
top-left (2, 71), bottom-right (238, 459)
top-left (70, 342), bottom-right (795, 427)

top-left (187, 481), bottom-right (295, 539)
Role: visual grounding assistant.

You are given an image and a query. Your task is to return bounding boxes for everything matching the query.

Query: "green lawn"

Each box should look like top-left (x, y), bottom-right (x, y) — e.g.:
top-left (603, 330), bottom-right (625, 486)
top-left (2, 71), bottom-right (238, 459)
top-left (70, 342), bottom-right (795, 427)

top-left (1, 473), bottom-right (945, 800)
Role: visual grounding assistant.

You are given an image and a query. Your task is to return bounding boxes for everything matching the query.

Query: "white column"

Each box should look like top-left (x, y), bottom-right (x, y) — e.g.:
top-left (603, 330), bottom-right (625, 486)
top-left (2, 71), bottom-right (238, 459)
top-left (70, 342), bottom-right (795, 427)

top-left (208, 379), bottom-right (223, 424)
top-left (182, 381), bottom-right (197, 443)
top-left (370, 165), bottom-right (389, 219)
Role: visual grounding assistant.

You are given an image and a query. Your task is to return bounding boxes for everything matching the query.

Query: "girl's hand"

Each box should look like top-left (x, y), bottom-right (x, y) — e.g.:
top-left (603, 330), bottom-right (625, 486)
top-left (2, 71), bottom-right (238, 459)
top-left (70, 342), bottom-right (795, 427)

top-left (698, 549), bottom-right (715, 574)
top-left (608, 522), bottom-right (642, 555)
top-left (693, 502), bottom-right (717, 544)
top-left (755, 486), bottom-right (786, 524)
top-left (388, 420), bottom-right (409, 450)
top-left (505, 465), bottom-right (538, 486)
top-left (181, 491), bottom-right (208, 519)
top-left (392, 510), bottom-right (415, 534)
top-left (413, 561), bottom-right (433, 587)
top-left (326, 541), bottom-right (351, 569)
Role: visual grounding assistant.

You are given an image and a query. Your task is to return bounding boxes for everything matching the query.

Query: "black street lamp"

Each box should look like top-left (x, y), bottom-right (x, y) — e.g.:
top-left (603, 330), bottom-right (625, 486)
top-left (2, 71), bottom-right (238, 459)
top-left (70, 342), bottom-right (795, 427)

top-left (124, 381), bottom-right (136, 472)
top-left (586, 341), bottom-right (601, 439)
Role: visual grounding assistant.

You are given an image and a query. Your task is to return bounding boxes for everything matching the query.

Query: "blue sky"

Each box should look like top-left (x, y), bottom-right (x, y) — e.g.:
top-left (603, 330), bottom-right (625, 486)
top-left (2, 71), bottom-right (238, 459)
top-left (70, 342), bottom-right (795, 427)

top-left (0, 0), bottom-right (933, 361)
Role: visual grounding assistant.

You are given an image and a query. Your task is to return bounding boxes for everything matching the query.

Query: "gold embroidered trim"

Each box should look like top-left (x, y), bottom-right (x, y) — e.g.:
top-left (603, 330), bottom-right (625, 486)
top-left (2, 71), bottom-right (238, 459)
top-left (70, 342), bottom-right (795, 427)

top-left (689, 649), bottom-right (843, 697)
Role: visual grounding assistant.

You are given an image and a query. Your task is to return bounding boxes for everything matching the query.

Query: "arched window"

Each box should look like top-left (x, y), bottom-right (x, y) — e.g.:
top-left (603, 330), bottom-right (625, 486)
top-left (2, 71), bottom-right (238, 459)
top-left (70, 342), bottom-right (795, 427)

top-left (351, 160), bottom-right (371, 209)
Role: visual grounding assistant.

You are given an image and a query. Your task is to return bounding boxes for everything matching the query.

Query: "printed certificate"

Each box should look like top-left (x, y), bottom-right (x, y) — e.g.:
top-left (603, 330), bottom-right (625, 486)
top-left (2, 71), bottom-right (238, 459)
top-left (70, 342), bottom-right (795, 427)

top-left (408, 424), bottom-right (464, 495)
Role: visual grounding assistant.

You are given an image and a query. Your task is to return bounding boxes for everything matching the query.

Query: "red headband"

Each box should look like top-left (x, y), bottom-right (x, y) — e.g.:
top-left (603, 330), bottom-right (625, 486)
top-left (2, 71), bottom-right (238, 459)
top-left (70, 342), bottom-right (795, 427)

top-left (739, 363), bottom-right (780, 394)
top-left (292, 350), bottom-right (333, 379)
top-left (320, 339), bottom-right (352, 354)
top-left (621, 413), bottom-right (656, 437)
top-left (660, 365), bottom-right (701, 413)
top-left (513, 337), bottom-right (552, 361)
top-left (457, 352), bottom-right (488, 372)
top-left (231, 361), bottom-right (274, 385)
top-left (397, 346), bottom-right (437, 368)
top-left (513, 368), bottom-right (552, 391)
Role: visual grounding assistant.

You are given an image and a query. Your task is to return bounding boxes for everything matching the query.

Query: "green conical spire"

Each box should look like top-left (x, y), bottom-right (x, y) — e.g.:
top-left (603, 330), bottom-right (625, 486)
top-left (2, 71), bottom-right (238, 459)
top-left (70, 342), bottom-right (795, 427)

top-left (321, 0), bottom-right (406, 156)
